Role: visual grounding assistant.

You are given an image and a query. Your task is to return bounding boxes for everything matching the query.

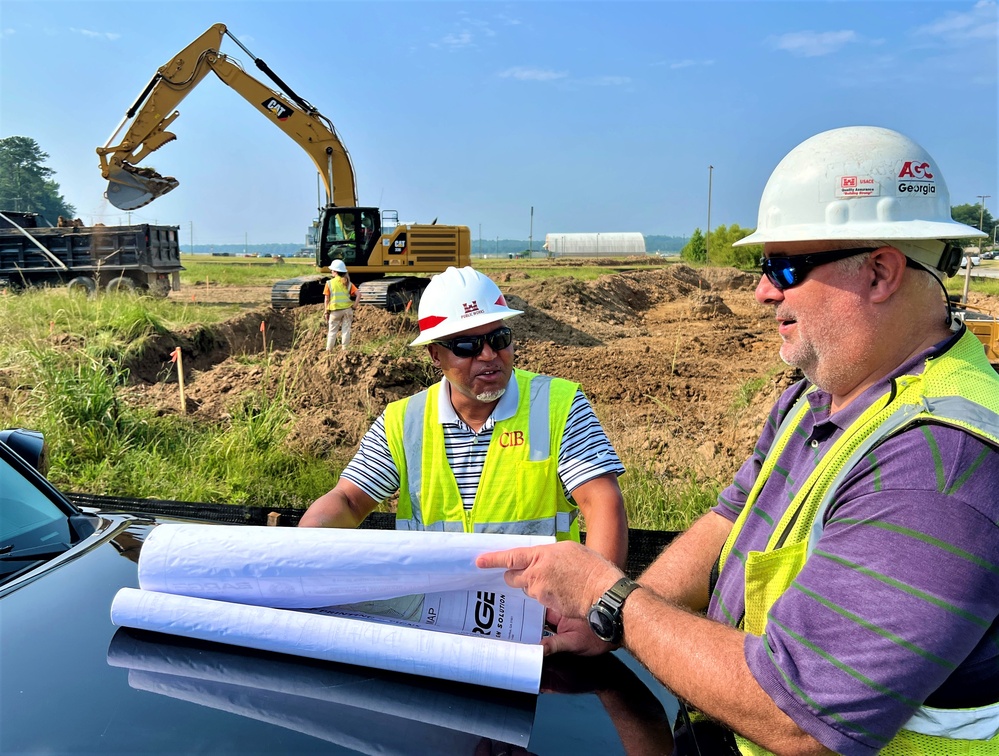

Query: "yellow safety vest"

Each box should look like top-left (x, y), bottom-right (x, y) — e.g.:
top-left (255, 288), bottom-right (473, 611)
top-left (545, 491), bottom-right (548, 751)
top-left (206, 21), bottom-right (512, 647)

top-left (716, 330), bottom-right (999, 755)
top-left (384, 370), bottom-right (581, 538)
top-left (325, 275), bottom-right (352, 311)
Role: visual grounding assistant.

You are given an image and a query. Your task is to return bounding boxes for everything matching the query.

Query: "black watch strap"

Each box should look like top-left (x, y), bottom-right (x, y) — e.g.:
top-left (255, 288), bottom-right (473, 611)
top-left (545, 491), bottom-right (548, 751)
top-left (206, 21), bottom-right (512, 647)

top-left (588, 577), bottom-right (641, 643)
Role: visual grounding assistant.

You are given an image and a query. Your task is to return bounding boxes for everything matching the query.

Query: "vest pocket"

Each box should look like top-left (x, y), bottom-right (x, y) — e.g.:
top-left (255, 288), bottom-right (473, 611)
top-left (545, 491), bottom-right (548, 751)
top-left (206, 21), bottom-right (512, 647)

top-left (743, 540), bottom-right (807, 636)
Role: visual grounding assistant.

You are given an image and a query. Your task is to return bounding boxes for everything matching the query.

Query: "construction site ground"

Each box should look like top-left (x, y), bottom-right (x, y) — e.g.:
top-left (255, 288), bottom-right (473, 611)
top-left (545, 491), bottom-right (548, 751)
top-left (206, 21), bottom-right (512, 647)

top-left (125, 262), bottom-right (999, 505)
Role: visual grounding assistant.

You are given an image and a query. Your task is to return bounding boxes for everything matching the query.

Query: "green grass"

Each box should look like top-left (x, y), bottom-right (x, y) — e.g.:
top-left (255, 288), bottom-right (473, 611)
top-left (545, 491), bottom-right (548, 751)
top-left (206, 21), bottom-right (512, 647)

top-left (180, 256), bottom-right (316, 287)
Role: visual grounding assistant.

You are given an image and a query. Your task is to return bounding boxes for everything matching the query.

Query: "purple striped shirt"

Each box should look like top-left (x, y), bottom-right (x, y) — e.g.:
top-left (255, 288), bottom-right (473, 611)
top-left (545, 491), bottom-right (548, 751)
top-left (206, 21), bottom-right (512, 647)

top-left (710, 331), bottom-right (999, 754)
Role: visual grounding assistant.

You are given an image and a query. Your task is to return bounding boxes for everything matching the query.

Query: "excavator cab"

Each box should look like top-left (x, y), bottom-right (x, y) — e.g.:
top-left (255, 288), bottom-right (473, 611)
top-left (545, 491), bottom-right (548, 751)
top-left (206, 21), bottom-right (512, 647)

top-left (318, 207), bottom-right (381, 269)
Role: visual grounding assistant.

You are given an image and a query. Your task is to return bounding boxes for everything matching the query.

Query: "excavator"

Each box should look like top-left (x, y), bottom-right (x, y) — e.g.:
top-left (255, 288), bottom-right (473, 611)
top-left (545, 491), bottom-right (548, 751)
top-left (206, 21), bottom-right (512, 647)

top-left (97, 23), bottom-right (471, 311)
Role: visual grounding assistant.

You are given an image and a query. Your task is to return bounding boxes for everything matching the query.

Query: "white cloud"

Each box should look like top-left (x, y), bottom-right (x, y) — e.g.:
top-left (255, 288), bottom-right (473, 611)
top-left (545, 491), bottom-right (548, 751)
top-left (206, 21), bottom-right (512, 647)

top-left (770, 30), bottom-right (858, 57)
top-left (913, 0), bottom-right (997, 42)
top-left (498, 66), bottom-right (568, 82)
top-left (589, 75), bottom-right (632, 87)
top-left (439, 31), bottom-right (474, 49)
top-left (667, 59), bottom-right (714, 70)
top-left (70, 28), bottom-right (121, 41)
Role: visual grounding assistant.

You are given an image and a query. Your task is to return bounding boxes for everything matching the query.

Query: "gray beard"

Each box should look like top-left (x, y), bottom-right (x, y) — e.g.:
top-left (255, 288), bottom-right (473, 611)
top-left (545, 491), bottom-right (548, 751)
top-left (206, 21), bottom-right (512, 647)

top-left (476, 388), bottom-right (506, 403)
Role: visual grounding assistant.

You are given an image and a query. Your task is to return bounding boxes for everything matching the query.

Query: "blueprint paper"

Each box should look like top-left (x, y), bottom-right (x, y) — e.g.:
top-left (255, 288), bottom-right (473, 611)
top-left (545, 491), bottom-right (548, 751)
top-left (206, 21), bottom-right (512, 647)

top-left (138, 523), bottom-right (553, 608)
top-left (110, 588), bottom-right (545, 693)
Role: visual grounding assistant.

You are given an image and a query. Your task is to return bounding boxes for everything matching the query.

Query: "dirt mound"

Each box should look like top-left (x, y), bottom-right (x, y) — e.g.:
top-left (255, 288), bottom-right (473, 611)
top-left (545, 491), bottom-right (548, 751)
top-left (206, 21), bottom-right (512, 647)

top-left (122, 267), bottom-right (788, 487)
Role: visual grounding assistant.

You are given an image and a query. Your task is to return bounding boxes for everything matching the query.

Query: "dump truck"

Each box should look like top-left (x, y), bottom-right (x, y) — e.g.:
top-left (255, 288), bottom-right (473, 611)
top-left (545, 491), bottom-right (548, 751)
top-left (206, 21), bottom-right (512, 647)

top-left (0, 211), bottom-right (182, 295)
top-left (97, 22), bottom-right (470, 312)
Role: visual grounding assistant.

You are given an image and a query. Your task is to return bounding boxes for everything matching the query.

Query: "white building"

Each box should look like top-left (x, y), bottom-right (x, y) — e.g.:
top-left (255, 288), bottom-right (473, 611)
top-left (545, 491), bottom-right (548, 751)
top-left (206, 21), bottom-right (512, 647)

top-left (542, 232), bottom-right (646, 257)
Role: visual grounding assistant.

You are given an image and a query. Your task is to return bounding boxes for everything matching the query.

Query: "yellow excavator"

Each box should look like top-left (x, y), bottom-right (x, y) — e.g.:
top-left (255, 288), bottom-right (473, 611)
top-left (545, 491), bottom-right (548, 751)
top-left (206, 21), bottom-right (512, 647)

top-left (97, 23), bottom-right (470, 310)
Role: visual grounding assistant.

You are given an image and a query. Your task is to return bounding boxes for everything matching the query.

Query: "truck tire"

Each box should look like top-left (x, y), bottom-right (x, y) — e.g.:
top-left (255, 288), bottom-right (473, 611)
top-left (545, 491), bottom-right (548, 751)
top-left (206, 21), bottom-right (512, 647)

top-left (66, 276), bottom-right (97, 295)
top-left (106, 276), bottom-right (138, 293)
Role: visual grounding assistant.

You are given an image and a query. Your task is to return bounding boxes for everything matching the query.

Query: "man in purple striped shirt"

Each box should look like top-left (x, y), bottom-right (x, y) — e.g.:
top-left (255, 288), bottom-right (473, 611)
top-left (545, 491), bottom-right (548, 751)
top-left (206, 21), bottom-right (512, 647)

top-left (478, 127), bottom-right (999, 754)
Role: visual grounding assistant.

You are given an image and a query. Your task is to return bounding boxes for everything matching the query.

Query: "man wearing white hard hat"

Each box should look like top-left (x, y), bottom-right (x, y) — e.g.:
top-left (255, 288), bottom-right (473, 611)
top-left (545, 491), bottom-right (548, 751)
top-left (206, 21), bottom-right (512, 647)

top-left (322, 259), bottom-right (357, 351)
top-left (477, 127), bottom-right (999, 754)
top-left (302, 265), bottom-right (628, 652)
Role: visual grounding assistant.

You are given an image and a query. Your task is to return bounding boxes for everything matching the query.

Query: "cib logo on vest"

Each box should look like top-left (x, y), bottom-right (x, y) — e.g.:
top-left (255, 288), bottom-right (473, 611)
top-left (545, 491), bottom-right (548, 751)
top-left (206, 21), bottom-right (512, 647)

top-left (499, 430), bottom-right (525, 448)
top-left (897, 160), bottom-right (936, 195)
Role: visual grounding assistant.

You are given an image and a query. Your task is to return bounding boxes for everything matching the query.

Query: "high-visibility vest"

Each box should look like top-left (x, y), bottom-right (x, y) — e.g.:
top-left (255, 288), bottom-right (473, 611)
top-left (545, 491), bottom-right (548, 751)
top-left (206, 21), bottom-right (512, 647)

top-left (384, 370), bottom-right (581, 538)
top-left (325, 275), bottom-right (352, 311)
top-left (716, 330), bottom-right (999, 755)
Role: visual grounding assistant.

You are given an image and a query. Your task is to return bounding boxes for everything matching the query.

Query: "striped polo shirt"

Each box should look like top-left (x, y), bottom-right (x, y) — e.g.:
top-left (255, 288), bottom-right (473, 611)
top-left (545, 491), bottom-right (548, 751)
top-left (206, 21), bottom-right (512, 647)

top-left (341, 370), bottom-right (625, 508)
top-left (711, 330), bottom-right (999, 755)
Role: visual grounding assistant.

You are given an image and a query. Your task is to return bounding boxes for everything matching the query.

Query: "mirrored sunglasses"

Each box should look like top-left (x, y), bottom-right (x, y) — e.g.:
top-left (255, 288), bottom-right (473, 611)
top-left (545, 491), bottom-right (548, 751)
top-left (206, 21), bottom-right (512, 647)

top-left (760, 247), bottom-right (881, 290)
top-left (434, 326), bottom-right (513, 358)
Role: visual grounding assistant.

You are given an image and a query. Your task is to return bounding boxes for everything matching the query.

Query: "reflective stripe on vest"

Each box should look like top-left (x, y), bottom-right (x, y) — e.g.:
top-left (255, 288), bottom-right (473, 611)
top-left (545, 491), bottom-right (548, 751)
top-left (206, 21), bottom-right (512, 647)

top-left (387, 370), bottom-right (579, 539)
top-left (326, 276), bottom-right (352, 311)
top-left (716, 330), bottom-right (999, 753)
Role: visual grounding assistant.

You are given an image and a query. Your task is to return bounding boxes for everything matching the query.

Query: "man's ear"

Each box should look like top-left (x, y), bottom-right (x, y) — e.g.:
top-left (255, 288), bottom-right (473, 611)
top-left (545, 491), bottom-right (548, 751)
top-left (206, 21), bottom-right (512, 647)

top-left (868, 246), bottom-right (908, 303)
top-left (427, 344), bottom-right (442, 367)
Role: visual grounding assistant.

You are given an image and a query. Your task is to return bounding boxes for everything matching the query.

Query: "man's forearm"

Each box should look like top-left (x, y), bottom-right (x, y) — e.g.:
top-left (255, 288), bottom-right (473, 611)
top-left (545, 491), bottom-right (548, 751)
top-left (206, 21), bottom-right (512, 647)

top-left (622, 590), bottom-right (833, 755)
top-left (573, 474), bottom-right (628, 568)
top-left (298, 481), bottom-right (376, 528)
top-left (638, 510), bottom-right (733, 612)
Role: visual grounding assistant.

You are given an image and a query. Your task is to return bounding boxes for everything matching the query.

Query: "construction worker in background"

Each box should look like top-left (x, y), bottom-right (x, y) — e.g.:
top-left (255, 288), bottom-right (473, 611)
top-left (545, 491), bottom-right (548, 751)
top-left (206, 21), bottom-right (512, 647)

top-left (477, 126), bottom-right (999, 755)
top-left (323, 259), bottom-right (357, 351)
top-left (301, 265), bottom-right (629, 651)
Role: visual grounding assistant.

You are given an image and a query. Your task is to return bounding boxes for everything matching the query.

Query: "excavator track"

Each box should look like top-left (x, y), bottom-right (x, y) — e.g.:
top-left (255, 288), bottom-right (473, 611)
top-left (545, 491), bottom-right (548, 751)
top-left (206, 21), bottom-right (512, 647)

top-left (355, 277), bottom-right (428, 313)
top-left (270, 275), bottom-right (329, 309)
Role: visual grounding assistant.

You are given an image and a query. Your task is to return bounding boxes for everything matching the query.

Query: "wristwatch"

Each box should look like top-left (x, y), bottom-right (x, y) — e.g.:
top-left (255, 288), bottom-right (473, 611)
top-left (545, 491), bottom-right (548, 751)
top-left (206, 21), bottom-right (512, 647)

top-left (587, 577), bottom-right (641, 644)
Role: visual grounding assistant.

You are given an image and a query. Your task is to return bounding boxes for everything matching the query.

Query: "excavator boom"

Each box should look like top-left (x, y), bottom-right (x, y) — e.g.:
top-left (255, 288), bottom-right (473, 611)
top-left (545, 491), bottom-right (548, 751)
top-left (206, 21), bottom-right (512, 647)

top-left (98, 23), bottom-right (471, 311)
top-left (97, 23), bottom-right (356, 210)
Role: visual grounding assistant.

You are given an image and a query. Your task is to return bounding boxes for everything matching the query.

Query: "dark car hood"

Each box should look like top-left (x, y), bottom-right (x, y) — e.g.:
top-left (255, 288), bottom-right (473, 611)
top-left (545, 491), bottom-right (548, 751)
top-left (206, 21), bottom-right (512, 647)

top-left (1, 514), bottom-right (678, 755)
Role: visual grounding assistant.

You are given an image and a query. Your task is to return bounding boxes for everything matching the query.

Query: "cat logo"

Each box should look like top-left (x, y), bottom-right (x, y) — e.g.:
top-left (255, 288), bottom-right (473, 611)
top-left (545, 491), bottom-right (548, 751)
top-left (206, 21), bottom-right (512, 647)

top-left (262, 98), bottom-right (293, 121)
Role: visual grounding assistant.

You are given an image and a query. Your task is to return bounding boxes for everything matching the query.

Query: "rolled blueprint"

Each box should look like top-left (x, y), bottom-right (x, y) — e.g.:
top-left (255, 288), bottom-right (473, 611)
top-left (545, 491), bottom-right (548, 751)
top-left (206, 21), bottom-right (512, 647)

top-left (110, 588), bottom-right (545, 694)
top-left (138, 523), bottom-right (553, 609)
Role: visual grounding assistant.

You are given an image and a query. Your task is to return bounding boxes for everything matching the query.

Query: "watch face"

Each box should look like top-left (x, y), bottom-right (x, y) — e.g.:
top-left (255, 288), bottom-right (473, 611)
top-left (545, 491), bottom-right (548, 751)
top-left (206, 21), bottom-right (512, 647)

top-left (587, 605), bottom-right (616, 643)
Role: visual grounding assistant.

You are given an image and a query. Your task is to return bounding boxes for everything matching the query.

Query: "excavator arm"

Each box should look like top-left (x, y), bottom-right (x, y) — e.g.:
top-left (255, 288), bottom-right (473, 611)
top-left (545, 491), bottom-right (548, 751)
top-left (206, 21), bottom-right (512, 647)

top-left (97, 22), bottom-right (356, 211)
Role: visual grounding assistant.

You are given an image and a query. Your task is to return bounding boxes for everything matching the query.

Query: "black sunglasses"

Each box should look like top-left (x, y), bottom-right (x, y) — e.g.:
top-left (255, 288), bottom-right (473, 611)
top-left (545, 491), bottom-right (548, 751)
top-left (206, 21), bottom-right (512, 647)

top-left (433, 326), bottom-right (513, 358)
top-left (760, 247), bottom-right (881, 290)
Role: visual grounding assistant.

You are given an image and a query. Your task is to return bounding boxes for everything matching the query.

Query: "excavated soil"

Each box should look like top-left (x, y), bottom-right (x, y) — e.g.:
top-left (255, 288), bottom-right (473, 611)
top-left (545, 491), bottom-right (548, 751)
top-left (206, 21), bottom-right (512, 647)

top-left (123, 265), bottom-right (999, 488)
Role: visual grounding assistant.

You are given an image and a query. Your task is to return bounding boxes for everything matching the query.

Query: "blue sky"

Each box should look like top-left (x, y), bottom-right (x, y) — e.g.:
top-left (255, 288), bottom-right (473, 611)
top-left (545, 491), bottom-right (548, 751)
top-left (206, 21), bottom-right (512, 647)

top-left (1, 1), bottom-right (996, 247)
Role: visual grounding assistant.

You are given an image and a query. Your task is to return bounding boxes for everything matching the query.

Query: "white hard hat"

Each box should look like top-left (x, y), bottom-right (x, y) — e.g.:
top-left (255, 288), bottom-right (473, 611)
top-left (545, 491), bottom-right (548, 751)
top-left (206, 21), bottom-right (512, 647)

top-left (410, 266), bottom-right (522, 346)
top-left (330, 259), bottom-right (347, 273)
top-left (734, 126), bottom-right (985, 271)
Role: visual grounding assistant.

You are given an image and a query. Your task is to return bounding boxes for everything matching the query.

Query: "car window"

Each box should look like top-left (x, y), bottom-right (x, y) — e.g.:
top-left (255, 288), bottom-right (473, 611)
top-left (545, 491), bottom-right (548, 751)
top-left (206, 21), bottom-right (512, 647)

top-left (0, 455), bottom-right (71, 557)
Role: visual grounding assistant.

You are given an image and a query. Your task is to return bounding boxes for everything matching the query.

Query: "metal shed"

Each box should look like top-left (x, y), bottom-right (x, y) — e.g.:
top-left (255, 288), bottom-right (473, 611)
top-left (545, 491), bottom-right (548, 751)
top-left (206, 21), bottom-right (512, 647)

top-left (542, 232), bottom-right (646, 257)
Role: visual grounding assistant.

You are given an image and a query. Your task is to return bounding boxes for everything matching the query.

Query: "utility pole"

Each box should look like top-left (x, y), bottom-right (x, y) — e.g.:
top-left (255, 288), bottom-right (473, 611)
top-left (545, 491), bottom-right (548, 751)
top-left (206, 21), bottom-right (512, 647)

top-left (479, 223), bottom-right (482, 257)
top-left (977, 195), bottom-right (991, 238)
top-left (706, 165), bottom-right (714, 261)
top-left (529, 206), bottom-right (534, 257)
top-left (189, 221), bottom-right (194, 254)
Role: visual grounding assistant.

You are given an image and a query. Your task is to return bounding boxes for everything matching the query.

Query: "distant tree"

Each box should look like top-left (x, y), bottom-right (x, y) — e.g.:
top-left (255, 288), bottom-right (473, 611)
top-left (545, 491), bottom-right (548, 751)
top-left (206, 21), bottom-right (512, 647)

top-left (681, 228), bottom-right (706, 262)
top-left (707, 224), bottom-right (760, 268)
top-left (0, 136), bottom-right (76, 223)
top-left (952, 203), bottom-right (996, 247)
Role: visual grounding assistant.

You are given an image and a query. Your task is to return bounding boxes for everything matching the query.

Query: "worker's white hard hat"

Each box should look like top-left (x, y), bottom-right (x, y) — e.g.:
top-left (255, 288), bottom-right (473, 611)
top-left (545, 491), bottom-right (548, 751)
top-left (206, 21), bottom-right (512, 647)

top-left (734, 126), bottom-right (985, 273)
top-left (410, 266), bottom-right (523, 346)
top-left (330, 259), bottom-right (348, 273)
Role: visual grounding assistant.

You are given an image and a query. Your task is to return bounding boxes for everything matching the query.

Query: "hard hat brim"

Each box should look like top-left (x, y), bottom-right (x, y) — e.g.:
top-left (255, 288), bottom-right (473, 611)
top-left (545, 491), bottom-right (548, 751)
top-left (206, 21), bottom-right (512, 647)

top-left (734, 219), bottom-right (987, 247)
top-left (410, 309), bottom-right (523, 347)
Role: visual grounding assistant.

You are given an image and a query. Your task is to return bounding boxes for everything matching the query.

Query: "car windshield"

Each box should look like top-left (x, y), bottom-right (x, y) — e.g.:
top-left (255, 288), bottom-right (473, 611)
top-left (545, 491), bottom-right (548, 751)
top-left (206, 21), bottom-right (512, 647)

top-left (0, 455), bottom-right (71, 584)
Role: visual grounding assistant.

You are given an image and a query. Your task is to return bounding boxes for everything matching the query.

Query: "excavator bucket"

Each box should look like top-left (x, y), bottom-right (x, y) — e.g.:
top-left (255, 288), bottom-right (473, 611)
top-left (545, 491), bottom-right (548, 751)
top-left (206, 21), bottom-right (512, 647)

top-left (104, 165), bottom-right (179, 211)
